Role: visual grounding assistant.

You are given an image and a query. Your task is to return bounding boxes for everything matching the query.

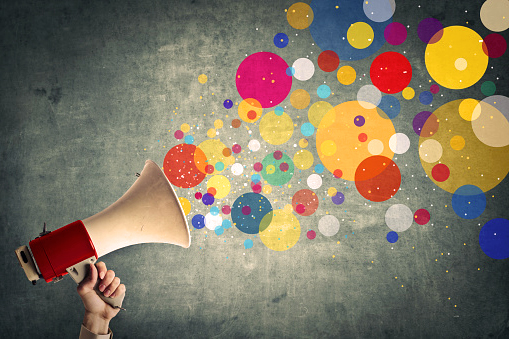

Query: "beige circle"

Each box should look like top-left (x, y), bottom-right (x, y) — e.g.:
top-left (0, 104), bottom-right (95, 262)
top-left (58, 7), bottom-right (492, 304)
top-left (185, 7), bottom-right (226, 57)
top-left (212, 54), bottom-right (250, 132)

top-left (454, 58), bottom-right (467, 71)
top-left (368, 139), bottom-right (384, 155)
top-left (419, 139), bottom-right (443, 163)
top-left (480, 0), bottom-right (509, 32)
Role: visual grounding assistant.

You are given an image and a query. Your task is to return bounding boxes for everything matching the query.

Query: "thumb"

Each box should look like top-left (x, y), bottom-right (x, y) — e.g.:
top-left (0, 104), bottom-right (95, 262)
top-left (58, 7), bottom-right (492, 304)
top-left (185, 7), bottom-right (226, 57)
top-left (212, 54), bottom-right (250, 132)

top-left (77, 263), bottom-right (98, 295)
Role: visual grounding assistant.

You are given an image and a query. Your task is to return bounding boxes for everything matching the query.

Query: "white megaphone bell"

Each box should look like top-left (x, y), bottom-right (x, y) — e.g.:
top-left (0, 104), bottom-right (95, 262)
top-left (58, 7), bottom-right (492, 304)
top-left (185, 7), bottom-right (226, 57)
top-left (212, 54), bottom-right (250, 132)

top-left (15, 160), bottom-right (190, 308)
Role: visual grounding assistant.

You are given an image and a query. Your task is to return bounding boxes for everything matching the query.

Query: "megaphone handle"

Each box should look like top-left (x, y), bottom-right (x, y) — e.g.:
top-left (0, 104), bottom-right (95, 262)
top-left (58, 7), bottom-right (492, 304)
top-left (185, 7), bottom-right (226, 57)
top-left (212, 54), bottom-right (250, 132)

top-left (66, 257), bottom-right (125, 309)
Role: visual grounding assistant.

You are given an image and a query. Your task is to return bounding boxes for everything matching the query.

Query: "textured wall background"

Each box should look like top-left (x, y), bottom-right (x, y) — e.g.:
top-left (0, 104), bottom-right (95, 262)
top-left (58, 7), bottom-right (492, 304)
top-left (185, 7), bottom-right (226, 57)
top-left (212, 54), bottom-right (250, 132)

top-left (1, 0), bottom-right (508, 338)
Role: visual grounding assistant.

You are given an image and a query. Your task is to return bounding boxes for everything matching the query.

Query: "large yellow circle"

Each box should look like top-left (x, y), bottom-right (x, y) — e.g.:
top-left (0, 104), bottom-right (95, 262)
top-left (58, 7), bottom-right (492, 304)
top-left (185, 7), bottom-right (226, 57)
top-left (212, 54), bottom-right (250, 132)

top-left (259, 210), bottom-right (301, 251)
top-left (287, 2), bottom-right (314, 30)
top-left (259, 111), bottom-right (294, 145)
top-left (347, 22), bottom-right (374, 49)
top-left (425, 26), bottom-right (488, 89)
top-left (207, 175), bottom-right (231, 199)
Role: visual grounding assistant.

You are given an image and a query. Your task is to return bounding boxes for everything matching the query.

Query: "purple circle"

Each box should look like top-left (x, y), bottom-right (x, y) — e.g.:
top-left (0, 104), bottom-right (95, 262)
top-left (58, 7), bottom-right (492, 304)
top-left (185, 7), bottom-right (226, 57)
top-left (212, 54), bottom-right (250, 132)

top-left (242, 206), bottom-right (252, 215)
top-left (192, 214), bottom-right (205, 229)
top-left (417, 18), bottom-right (443, 44)
top-left (354, 115), bottom-right (365, 127)
top-left (279, 162), bottom-right (289, 172)
top-left (419, 91), bottom-right (433, 105)
top-left (384, 22), bottom-right (407, 46)
top-left (223, 99), bottom-right (233, 109)
top-left (412, 111), bottom-right (433, 136)
top-left (202, 193), bottom-right (215, 206)
top-left (274, 150), bottom-right (283, 160)
top-left (430, 84), bottom-right (440, 94)
top-left (253, 162), bottom-right (263, 172)
top-left (174, 130), bottom-right (184, 139)
top-left (232, 144), bottom-right (242, 154)
top-left (332, 192), bottom-right (345, 205)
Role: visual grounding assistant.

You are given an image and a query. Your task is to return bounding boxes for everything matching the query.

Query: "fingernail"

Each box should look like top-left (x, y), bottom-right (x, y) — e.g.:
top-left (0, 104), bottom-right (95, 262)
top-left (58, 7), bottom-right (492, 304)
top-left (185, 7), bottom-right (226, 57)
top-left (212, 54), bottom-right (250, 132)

top-left (99, 284), bottom-right (105, 292)
top-left (104, 289), bottom-right (111, 297)
top-left (99, 272), bottom-right (105, 279)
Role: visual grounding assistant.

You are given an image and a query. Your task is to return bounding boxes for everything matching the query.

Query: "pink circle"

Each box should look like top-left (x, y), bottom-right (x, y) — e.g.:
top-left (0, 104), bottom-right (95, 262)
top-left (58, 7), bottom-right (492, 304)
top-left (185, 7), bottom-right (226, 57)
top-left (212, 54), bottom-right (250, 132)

top-left (232, 144), bottom-right (242, 154)
top-left (242, 206), bottom-right (252, 215)
top-left (414, 209), bottom-right (431, 225)
top-left (274, 150), bottom-right (283, 160)
top-left (174, 130), bottom-right (184, 139)
top-left (384, 22), bottom-right (407, 46)
top-left (236, 52), bottom-right (292, 108)
top-left (280, 162), bottom-right (289, 172)
top-left (222, 205), bottom-right (231, 214)
top-left (251, 183), bottom-right (262, 193)
top-left (307, 230), bottom-right (316, 240)
top-left (195, 192), bottom-right (202, 200)
top-left (430, 84), bottom-right (440, 94)
top-left (253, 162), bottom-right (263, 172)
top-left (296, 204), bottom-right (306, 214)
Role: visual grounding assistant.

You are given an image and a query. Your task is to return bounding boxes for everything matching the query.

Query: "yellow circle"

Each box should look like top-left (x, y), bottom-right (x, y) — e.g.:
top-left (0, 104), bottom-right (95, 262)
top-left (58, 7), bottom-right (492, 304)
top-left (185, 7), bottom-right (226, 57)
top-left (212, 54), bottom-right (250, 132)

top-left (425, 26), bottom-right (488, 89)
top-left (308, 101), bottom-right (334, 127)
top-left (327, 187), bottom-right (337, 197)
top-left (238, 98), bottom-right (263, 123)
top-left (347, 22), bottom-right (374, 49)
top-left (259, 111), bottom-right (294, 145)
top-left (214, 119), bottom-right (223, 129)
top-left (207, 175), bottom-right (231, 199)
top-left (337, 66), bottom-right (356, 85)
top-left (283, 204), bottom-right (294, 214)
top-left (293, 150), bottom-right (314, 170)
top-left (287, 2), bottom-right (314, 30)
top-left (198, 139), bottom-right (235, 174)
top-left (290, 89), bottom-right (311, 109)
top-left (178, 197), bottom-right (191, 215)
top-left (458, 98), bottom-right (481, 121)
top-left (299, 138), bottom-right (309, 148)
top-left (207, 128), bottom-right (216, 138)
top-left (181, 123), bottom-right (190, 133)
top-left (259, 210), bottom-right (301, 251)
top-left (450, 135), bottom-right (465, 150)
top-left (198, 74), bottom-right (208, 84)
top-left (320, 140), bottom-right (337, 156)
top-left (402, 87), bottom-right (415, 100)
top-left (263, 185), bottom-right (272, 194)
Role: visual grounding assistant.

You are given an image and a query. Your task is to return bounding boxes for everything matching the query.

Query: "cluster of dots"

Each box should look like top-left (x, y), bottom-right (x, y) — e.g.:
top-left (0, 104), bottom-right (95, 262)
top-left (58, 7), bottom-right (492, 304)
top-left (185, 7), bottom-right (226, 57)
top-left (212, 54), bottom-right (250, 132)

top-left (162, 0), bottom-right (509, 259)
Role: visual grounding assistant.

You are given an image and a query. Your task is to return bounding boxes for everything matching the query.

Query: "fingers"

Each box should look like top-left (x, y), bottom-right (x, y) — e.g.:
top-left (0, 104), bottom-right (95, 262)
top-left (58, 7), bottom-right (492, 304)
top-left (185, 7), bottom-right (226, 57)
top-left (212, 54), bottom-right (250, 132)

top-left (103, 277), bottom-right (120, 297)
top-left (110, 283), bottom-right (126, 299)
top-left (77, 263), bottom-right (98, 295)
top-left (95, 261), bottom-right (107, 280)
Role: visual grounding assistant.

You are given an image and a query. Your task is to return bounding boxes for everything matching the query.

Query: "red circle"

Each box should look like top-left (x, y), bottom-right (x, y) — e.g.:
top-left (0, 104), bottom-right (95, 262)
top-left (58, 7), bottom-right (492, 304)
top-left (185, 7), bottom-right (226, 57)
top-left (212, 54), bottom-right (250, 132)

top-left (317, 50), bottom-right (340, 72)
top-left (247, 110), bottom-right (257, 120)
top-left (292, 189), bottom-right (319, 216)
top-left (195, 192), bottom-right (203, 200)
top-left (207, 187), bottom-right (217, 196)
top-left (205, 164), bottom-right (215, 174)
top-left (333, 169), bottom-right (343, 179)
top-left (370, 52), bottom-right (412, 94)
top-left (358, 133), bottom-right (367, 142)
top-left (307, 230), bottom-right (316, 240)
top-left (482, 33), bottom-right (507, 58)
top-left (414, 209), bottom-right (431, 225)
top-left (250, 181), bottom-right (262, 193)
top-left (432, 163), bottom-right (450, 182)
top-left (222, 205), bottom-right (231, 214)
top-left (164, 144), bottom-right (207, 188)
top-left (232, 144), bottom-right (242, 153)
top-left (355, 156), bottom-right (401, 202)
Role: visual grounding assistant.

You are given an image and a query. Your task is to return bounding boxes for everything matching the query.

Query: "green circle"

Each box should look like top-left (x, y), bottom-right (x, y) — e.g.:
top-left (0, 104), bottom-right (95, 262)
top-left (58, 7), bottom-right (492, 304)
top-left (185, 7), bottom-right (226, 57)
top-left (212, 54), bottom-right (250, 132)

top-left (481, 81), bottom-right (496, 96)
top-left (261, 153), bottom-right (294, 186)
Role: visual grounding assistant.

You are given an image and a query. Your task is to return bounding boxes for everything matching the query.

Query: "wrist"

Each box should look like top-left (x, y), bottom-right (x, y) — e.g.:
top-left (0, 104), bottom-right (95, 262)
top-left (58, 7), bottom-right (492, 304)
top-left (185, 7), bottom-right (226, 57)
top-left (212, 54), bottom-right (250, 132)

top-left (83, 312), bottom-right (111, 335)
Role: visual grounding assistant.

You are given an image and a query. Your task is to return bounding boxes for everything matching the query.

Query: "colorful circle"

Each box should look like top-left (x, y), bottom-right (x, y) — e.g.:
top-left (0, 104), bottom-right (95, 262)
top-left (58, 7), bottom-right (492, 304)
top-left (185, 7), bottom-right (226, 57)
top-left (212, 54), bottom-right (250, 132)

top-left (317, 50), bottom-right (340, 72)
top-left (370, 52), bottom-right (412, 94)
top-left (261, 151), bottom-right (294, 186)
top-left (414, 209), bottom-right (431, 225)
top-left (287, 2), bottom-right (314, 30)
top-left (292, 189), bottom-right (319, 216)
top-left (259, 210), bottom-right (301, 251)
top-left (384, 22), bottom-right (407, 45)
top-left (164, 144), bottom-right (207, 188)
top-left (274, 32), bottom-right (289, 48)
top-left (337, 65), bottom-right (356, 85)
top-left (479, 218), bottom-right (509, 260)
top-left (259, 111), bottom-right (294, 145)
top-left (355, 156), bottom-right (401, 202)
top-left (385, 204), bottom-right (413, 232)
top-left (452, 185), bottom-right (486, 219)
top-left (231, 193), bottom-right (273, 234)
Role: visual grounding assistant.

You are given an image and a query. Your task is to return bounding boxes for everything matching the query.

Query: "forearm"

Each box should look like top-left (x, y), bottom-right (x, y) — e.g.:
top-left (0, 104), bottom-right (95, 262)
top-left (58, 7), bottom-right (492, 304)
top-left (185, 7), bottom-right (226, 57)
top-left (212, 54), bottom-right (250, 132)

top-left (82, 312), bottom-right (110, 335)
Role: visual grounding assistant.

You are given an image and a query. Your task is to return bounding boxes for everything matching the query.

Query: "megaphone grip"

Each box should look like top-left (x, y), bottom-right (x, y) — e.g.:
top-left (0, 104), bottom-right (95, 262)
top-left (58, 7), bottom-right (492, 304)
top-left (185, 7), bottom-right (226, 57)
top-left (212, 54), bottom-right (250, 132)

top-left (93, 279), bottom-right (125, 309)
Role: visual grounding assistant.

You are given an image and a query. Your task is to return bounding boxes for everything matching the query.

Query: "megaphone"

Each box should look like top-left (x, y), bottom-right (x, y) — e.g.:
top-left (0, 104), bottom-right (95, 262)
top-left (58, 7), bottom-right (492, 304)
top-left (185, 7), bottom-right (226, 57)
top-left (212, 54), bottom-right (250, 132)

top-left (14, 160), bottom-right (190, 308)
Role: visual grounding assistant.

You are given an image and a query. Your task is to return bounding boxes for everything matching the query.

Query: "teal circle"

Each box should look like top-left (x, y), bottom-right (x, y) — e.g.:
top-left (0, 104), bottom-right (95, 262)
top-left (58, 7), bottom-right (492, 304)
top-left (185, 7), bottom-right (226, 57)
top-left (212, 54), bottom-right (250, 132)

top-left (317, 84), bottom-right (331, 99)
top-left (481, 81), bottom-right (496, 96)
top-left (184, 135), bottom-right (194, 144)
top-left (301, 122), bottom-right (315, 136)
top-left (215, 161), bottom-right (225, 171)
top-left (275, 106), bottom-right (284, 116)
top-left (261, 152), bottom-right (294, 186)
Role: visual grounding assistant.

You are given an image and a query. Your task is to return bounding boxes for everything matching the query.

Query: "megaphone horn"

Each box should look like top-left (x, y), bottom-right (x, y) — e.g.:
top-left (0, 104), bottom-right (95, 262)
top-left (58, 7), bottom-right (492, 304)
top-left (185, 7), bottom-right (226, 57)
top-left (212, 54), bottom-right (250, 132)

top-left (15, 160), bottom-right (190, 308)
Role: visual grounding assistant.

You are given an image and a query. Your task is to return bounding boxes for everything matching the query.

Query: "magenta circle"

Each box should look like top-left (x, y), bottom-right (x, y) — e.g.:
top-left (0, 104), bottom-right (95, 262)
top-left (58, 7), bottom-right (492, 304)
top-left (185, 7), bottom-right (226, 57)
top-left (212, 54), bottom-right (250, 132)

top-left (273, 150), bottom-right (283, 160)
top-left (384, 22), bottom-right (407, 46)
top-left (242, 206), bottom-right (252, 215)
top-left (222, 205), bottom-right (231, 214)
top-left (253, 162), bottom-right (263, 172)
top-left (174, 130), bottom-right (184, 139)
top-left (232, 144), bottom-right (242, 154)
top-left (430, 84), bottom-right (440, 94)
top-left (236, 52), bottom-right (292, 108)
top-left (279, 162), bottom-right (289, 172)
top-left (307, 230), bottom-right (316, 240)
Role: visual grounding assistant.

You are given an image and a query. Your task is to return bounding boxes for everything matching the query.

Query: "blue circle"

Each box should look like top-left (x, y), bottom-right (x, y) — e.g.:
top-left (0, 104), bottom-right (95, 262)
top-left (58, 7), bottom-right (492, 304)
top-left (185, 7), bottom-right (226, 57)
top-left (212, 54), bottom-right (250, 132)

top-left (378, 95), bottom-right (401, 119)
top-left (184, 135), bottom-right (194, 144)
top-left (214, 226), bottom-right (224, 236)
top-left (215, 162), bottom-right (225, 171)
top-left (222, 219), bottom-right (232, 229)
top-left (479, 218), bottom-right (509, 259)
top-left (387, 231), bottom-right (398, 243)
top-left (452, 185), bottom-right (486, 219)
top-left (210, 206), bottom-right (220, 216)
top-left (244, 239), bottom-right (254, 249)
top-left (274, 33), bottom-right (289, 48)
top-left (192, 214), bottom-right (205, 229)
top-left (202, 193), bottom-right (215, 206)
top-left (317, 84), bottom-right (331, 99)
top-left (286, 67), bottom-right (295, 76)
top-left (251, 173), bottom-right (261, 183)
top-left (275, 106), bottom-right (284, 116)
top-left (419, 91), bottom-right (433, 105)
top-left (223, 99), bottom-right (233, 109)
top-left (310, 0), bottom-right (391, 61)
top-left (301, 122), bottom-right (315, 137)
top-left (231, 193), bottom-right (273, 234)
top-left (314, 163), bottom-right (325, 173)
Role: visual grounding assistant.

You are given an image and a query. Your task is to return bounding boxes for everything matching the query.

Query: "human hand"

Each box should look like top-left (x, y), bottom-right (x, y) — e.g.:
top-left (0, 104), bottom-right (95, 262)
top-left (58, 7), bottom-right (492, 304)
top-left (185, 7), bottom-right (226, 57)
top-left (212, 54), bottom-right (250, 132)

top-left (77, 262), bottom-right (126, 335)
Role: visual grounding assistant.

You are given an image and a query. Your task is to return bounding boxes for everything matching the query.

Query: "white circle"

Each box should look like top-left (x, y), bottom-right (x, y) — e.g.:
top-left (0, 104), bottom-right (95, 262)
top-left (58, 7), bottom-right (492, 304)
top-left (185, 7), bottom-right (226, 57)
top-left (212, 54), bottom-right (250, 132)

top-left (419, 139), bottom-right (443, 163)
top-left (248, 139), bottom-right (261, 152)
top-left (307, 174), bottom-right (322, 189)
top-left (368, 139), bottom-right (384, 155)
top-left (231, 163), bottom-right (244, 175)
top-left (385, 204), bottom-right (413, 232)
top-left (389, 133), bottom-right (410, 154)
top-left (357, 85), bottom-right (382, 109)
top-left (454, 58), bottom-right (467, 71)
top-left (318, 215), bottom-right (340, 236)
top-left (292, 58), bottom-right (315, 81)
top-left (205, 213), bottom-right (222, 230)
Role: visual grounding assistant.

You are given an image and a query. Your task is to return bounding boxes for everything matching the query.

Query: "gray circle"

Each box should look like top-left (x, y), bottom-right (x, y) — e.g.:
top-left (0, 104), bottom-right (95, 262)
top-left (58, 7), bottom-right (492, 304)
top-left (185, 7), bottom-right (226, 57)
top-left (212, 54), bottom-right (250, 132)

top-left (385, 204), bottom-right (413, 232)
top-left (318, 215), bottom-right (340, 236)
